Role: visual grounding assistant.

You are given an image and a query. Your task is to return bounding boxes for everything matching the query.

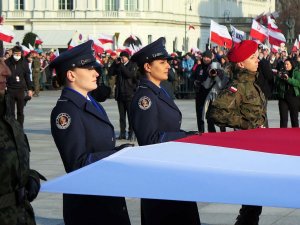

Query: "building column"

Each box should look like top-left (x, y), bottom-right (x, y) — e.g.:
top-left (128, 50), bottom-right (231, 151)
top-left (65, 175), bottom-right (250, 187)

top-left (119, 0), bottom-right (124, 11)
top-left (138, 0), bottom-right (143, 11)
top-left (96, 0), bottom-right (102, 10)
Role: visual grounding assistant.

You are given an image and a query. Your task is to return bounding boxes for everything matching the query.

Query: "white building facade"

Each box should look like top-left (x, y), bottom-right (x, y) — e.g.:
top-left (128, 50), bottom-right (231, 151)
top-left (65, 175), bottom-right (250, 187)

top-left (2, 0), bottom-right (275, 52)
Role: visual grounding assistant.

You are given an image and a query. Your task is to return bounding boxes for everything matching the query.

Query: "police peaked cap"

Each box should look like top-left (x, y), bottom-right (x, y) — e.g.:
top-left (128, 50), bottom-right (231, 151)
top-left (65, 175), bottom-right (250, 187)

top-left (131, 37), bottom-right (171, 67)
top-left (49, 40), bottom-right (100, 75)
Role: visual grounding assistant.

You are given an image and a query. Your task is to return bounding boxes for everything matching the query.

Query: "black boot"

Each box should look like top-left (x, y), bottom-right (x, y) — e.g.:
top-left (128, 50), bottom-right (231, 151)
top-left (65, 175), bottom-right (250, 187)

top-left (235, 205), bottom-right (262, 225)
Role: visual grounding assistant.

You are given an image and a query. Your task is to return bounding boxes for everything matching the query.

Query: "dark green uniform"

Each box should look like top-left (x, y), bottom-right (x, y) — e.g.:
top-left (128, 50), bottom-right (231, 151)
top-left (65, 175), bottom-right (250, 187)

top-left (209, 69), bottom-right (266, 129)
top-left (209, 69), bottom-right (266, 225)
top-left (32, 57), bottom-right (41, 96)
top-left (0, 94), bottom-right (40, 225)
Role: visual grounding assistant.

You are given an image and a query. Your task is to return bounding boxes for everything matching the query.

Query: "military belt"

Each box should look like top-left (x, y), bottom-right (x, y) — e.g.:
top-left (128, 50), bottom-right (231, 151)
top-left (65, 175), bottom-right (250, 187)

top-left (0, 187), bottom-right (26, 209)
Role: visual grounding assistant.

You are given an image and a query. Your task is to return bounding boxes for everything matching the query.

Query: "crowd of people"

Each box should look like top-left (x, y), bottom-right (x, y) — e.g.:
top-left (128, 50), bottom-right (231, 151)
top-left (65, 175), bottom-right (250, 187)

top-left (1, 35), bottom-right (300, 225)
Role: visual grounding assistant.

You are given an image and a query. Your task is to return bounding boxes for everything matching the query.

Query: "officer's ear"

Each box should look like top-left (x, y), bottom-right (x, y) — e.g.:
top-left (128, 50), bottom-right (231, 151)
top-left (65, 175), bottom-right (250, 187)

top-left (66, 70), bottom-right (76, 82)
top-left (144, 63), bottom-right (151, 73)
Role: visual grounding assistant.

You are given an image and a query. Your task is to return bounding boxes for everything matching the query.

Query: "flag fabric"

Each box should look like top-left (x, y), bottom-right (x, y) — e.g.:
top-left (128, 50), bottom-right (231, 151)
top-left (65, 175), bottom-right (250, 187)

top-left (0, 25), bottom-right (14, 43)
top-left (250, 20), bottom-right (268, 43)
top-left (267, 16), bottom-right (281, 32)
top-left (98, 34), bottom-right (114, 44)
top-left (35, 36), bottom-right (43, 45)
top-left (188, 24), bottom-right (195, 30)
top-left (230, 25), bottom-right (245, 44)
top-left (271, 45), bottom-right (280, 53)
top-left (210, 20), bottom-right (232, 48)
top-left (28, 43), bottom-right (34, 51)
top-left (268, 29), bottom-right (286, 46)
top-left (20, 45), bottom-right (30, 56)
top-left (291, 39), bottom-right (299, 52)
top-left (41, 128), bottom-right (300, 209)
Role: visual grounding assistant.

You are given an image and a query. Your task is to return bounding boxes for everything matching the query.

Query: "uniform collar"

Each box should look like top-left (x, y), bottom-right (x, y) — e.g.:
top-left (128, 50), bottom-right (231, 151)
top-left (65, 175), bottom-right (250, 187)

top-left (61, 87), bottom-right (88, 109)
top-left (139, 78), bottom-right (161, 95)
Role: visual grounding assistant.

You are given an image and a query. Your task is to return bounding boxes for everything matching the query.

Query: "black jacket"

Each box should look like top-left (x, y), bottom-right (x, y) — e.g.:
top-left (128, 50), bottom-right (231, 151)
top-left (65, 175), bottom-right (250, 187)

top-left (256, 58), bottom-right (274, 99)
top-left (5, 56), bottom-right (32, 90)
top-left (109, 60), bottom-right (138, 101)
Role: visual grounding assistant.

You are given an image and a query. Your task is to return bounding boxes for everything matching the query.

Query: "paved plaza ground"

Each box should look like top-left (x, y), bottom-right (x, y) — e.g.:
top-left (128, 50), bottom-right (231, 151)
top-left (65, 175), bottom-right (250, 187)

top-left (23, 90), bottom-right (299, 225)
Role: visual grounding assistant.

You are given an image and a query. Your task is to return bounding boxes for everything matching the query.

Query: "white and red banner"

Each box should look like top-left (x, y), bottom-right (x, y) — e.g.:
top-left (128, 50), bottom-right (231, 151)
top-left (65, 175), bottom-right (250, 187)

top-left (250, 20), bottom-right (268, 43)
top-left (98, 34), bottom-right (114, 44)
top-left (35, 36), bottom-right (43, 45)
top-left (268, 29), bottom-right (286, 46)
top-left (271, 45), bottom-right (280, 53)
top-left (291, 39), bottom-right (299, 52)
top-left (267, 16), bottom-right (281, 32)
top-left (42, 128), bottom-right (300, 209)
top-left (210, 20), bottom-right (232, 48)
top-left (0, 25), bottom-right (14, 43)
top-left (21, 45), bottom-right (30, 56)
top-left (230, 25), bottom-right (245, 44)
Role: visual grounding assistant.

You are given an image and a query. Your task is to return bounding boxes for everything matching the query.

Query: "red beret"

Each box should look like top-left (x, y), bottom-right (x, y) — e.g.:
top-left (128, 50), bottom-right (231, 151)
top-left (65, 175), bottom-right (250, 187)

top-left (227, 40), bottom-right (258, 63)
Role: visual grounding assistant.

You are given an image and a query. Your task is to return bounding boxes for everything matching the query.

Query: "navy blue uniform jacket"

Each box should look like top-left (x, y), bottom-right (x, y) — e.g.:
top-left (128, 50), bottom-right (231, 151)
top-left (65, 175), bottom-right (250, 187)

top-left (51, 87), bottom-right (131, 225)
top-left (130, 78), bottom-right (187, 146)
top-left (130, 79), bottom-right (200, 225)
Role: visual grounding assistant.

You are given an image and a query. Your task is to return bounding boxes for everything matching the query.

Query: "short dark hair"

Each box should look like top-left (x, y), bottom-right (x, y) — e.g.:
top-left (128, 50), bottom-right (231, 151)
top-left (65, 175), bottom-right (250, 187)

top-left (12, 45), bottom-right (22, 53)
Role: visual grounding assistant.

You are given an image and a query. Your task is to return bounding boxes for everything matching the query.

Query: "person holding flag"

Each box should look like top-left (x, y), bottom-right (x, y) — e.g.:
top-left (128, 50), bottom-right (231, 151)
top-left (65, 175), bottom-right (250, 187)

top-left (130, 37), bottom-right (201, 225)
top-left (209, 40), bottom-right (267, 225)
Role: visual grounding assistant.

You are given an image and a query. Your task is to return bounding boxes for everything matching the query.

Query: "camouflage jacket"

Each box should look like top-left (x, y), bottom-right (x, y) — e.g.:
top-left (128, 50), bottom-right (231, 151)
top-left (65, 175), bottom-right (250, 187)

top-left (209, 69), bottom-right (266, 130)
top-left (0, 93), bottom-right (37, 225)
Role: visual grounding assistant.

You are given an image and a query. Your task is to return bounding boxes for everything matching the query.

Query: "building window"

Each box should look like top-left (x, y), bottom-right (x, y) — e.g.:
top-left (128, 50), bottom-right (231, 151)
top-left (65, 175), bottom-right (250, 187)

top-left (14, 25), bottom-right (24, 30)
top-left (125, 0), bottom-right (138, 11)
top-left (15, 0), bottom-right (24, 10)
top-left (105, 0), bottom-right (117, 11)
top-left (58, 0), bottom-right (74, 10)
top-left (105, 0), bottom-right (117, 10)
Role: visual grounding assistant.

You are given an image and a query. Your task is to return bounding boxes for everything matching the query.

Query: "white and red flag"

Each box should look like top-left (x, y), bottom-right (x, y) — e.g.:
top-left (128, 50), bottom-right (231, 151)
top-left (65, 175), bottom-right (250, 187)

top-left (42, 128), bottom-right (300, 209)
top-left (188, 24), bottom-right (195, 30)
top-left (230, 25), bottom-right (245, 44)
top-left (98, 34), bottom-right (114, 44)
top-left (20, 45), bottom-right (30, 56)
top-left (35, 36), bottom-right (43, 45)
top-left (271, 45), bottom-right (280, 53)
top-left (267, 16), bottom-right (281, 32)
top-left (0, 25), bottom-right (14, 43)
top-left (250, 20), bottom-right (268, 43)
top-left (210, 20), bottom-right (232, 48)
top-left (268, 29), bottom-right (286, 46)
top-left (291, 39), bottom-right (299, 52)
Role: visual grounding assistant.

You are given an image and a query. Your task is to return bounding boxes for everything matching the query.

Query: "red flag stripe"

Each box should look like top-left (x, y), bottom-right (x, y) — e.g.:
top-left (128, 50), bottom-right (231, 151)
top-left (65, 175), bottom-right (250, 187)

top-left (176, 128), bottom-right (300, 156)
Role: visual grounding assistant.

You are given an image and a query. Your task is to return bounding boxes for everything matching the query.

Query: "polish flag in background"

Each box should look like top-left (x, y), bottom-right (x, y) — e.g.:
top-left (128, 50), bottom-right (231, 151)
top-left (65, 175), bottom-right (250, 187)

top-left (210, 20), bottom-right (232, 48)
top-left (267, 16), bottom-right (281, 32)
top-left (98, 34), bottom-right (114, 44)
top-left (42, 128), bottom-right (300, 209)
top-left (35, 36), bottom-right (43, 45)
top-left (291, 39), bottom-right (299, 52)
top-left (268, 29), bottom-right (286, 46)
top-left (0, 25), bottom-right (14, 43)
top-left (250, 20), bottom-right (268, 43)
top-left (21, 45), bottom-right (30, 56)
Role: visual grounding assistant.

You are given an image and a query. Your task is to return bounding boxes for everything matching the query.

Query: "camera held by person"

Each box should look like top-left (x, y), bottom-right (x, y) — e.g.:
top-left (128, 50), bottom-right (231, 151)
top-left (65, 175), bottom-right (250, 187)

top-left (208, 62), bottom-right (222, 77)
top-left (278, 70), bottom-right (288, 80)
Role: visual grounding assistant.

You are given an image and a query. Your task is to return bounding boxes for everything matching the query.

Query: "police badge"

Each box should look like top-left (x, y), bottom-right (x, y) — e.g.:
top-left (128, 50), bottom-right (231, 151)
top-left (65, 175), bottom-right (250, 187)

top-left (56, 113), bottom-right (71, 129)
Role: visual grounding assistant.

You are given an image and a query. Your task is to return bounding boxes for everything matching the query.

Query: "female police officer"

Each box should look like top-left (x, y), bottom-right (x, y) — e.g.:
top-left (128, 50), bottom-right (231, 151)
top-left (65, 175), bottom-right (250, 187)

top-left (49, 40), bottom-right (131, 225)
top-left (130, 37), bottom-right (201, 225)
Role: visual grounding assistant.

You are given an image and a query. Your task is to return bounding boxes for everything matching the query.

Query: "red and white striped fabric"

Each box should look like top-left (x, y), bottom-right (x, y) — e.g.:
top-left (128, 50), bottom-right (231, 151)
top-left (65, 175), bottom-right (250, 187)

top-left (271, 45), bottom-right (280, 53)
top-left (291, 39), bottom-right (299, 52)
top-left (35, 36), bottom-right (43, 45)
top-left (268, 29), bottom-right (286, 46)
top-left (0, 25), bottom-right (14, 43)
top-left (210, 20), bottom-right (232, 48)
top-left (250, 20), bottom-right (268, 43)
top-left (98, 34), bottom-right (114, 44)
top-left (267, 16), bottom-right (281, 32)
top-left (21, 45), bottom-right (30, 56)
top-left (42, 128), bottom-right (300, 209)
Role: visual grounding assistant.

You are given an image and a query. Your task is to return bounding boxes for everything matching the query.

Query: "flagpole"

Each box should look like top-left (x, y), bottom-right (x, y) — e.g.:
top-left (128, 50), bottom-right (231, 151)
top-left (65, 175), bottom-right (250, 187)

top-left (209, 20), bottom-right (211, 50)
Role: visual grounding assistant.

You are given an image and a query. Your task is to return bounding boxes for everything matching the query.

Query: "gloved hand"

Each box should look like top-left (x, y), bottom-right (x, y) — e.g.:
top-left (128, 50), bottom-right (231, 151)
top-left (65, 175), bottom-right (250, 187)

top-left (185, 131), bottom-right (201, 136)
top-left (26, 176), bottom-right (40, 202)
top-left (114, 143), bottom-right (135, 151)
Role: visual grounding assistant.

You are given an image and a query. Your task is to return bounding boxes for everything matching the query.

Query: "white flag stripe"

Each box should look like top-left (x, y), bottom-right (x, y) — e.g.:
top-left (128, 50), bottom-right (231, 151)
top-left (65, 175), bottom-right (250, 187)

top-left (42, 141), bottom-right (300, 208)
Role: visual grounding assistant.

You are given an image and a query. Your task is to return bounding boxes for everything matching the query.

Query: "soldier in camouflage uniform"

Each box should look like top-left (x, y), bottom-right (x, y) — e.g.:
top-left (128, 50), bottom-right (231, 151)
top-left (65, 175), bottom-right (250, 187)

top-left (0, 58), bottom-right (44, 225)
top-left (209, 40), bottom-right (266, 225)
